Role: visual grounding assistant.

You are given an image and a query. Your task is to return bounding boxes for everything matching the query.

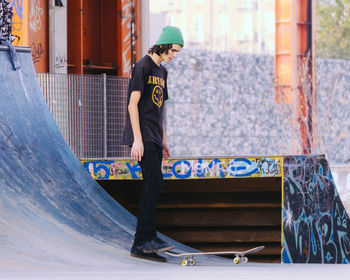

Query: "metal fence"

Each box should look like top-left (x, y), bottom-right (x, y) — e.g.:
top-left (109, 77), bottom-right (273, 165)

top-left (38, 73), bottom-right (130, 158)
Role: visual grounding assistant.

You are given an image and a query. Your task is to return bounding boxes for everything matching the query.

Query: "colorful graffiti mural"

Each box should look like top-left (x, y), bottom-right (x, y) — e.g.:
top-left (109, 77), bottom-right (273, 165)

top-left (10, 0), bottom-right (48, 72)
top-left (282, 155), bottom-right (350, 263)
top-left (10, 0), bottom-right (24, 44)
top-left (0, 0), bottom-right (13, 41)
top-left (81, 156), bottom-right (283, 180)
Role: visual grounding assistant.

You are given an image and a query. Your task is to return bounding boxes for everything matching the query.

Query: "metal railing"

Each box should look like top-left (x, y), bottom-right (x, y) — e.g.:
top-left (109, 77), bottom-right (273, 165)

top-left (38, 73), bottom-right (130, 158)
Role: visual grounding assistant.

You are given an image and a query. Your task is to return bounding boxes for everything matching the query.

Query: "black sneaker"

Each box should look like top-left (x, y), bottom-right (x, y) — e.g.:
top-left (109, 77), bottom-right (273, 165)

top-left (155, 237), bottom-right (175, 250)
top-left (130, 244), bottom-right (167, 263)
top-left (142, 237), bottom-right (175, 253)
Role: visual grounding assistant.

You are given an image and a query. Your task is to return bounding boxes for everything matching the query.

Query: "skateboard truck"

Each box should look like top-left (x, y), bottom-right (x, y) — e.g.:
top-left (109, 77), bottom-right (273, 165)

top-left (181, 256), bottom-right (196, 266)
top-left (233, 255), bottom-right (248, 264)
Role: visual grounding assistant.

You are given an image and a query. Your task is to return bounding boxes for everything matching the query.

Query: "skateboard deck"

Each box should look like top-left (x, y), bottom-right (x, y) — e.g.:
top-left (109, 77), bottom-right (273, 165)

top-left (164, 245), bottom-right (264, 266)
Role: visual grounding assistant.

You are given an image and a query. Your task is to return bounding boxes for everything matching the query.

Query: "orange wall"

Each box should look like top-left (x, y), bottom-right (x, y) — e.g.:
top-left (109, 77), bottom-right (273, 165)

top-left (67, 0), bottom-right (141, 76)
top-left (118, 0), bottom-right (141, 77)
top-left (11, 0), bottom-right (49, 73)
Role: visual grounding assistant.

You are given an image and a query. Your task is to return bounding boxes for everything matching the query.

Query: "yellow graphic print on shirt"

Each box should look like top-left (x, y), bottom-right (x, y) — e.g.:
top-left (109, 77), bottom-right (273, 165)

top-left (152, 85), bottom-right (163, 107)
top-left (148, 75), bottom-right (165, 107)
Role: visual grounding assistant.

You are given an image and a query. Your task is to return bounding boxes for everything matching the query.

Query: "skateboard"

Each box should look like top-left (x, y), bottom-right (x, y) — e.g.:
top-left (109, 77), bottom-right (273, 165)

top-left (164, 246), bottom-right (264, 266)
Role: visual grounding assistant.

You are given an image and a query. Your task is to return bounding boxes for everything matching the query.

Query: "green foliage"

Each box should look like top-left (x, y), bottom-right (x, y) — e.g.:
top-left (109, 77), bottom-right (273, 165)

top-left (316, 0), bottom-right (350, 59)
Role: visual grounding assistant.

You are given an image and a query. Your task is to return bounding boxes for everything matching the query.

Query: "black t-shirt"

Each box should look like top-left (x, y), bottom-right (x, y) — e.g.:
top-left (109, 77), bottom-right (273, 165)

top-left (122, 55), bottom-right (168, 147)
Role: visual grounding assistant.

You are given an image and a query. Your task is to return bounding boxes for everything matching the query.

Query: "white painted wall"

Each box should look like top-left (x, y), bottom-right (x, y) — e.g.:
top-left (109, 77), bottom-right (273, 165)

top-left (49, 0), bottom-right (67, 74)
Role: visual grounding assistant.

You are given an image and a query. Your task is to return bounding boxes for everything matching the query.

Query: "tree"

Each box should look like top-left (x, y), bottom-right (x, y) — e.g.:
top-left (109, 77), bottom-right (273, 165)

top-left (316, 0), bottom-right (350, 59)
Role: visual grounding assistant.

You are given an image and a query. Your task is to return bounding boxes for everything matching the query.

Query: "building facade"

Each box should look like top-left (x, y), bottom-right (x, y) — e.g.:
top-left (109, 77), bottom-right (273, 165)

top-left (150, 0), bottom-right (275, 54)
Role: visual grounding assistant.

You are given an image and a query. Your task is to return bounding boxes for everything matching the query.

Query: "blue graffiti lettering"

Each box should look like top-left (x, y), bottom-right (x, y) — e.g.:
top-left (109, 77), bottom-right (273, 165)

top-left (172, 160), bottom-right (192, 179)
top-left (126, 162), bottom-right (141, 179)
top-left (196, 159), bottom-right (225, 178)
top-left (83, 161), bottom-right (113, 180)
top-left (226, 158), bottom-right (259, 177)
top-left (11, 0), bottom-right (23, 20)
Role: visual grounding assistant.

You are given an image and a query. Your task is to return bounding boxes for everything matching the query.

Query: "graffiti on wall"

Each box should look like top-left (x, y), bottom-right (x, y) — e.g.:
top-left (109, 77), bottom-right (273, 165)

top-left (28, 0), bottom-right (46, 69)
top-left (121, 0), bottom-right (132, 77)
top-left (30, 41), bottom-right (43, 63)
top-left (81, 156), bottom-right (283, 180)
top-left (55, 52), bottom-right (67, 69)
top-left (29, 0), bottom-right (43, 32)
top-left (282, 155), bottom-right (350, 263)
top-left (0, 0), bottom-right (13, 41)
top-left (10, 0), bottom-right (23, 44)
top-left (10, 0), bottom-right (48, 70)
top-left (11, 0), bottom-right (23, 31)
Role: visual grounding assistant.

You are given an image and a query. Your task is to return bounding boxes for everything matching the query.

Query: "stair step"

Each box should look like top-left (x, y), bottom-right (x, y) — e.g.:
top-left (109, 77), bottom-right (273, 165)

top-left (159, 227), bottom-right (281, 243)
top-left (156, 208), bottom-right (280, 227)
top-left (155, 202), bottom-right (281, 209)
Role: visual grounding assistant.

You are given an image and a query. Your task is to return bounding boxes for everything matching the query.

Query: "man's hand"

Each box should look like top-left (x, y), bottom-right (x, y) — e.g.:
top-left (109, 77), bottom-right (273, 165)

top-left (128, 90), bottom-right (143, 161)
top-left (162, 142), bottom-right (171, 159)
top-left (131, 138), bottom-right (144, 161)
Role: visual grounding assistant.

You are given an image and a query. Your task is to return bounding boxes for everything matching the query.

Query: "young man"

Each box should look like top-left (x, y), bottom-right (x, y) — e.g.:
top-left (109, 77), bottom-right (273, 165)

top-left (122, 26), bottom-right (184, 262)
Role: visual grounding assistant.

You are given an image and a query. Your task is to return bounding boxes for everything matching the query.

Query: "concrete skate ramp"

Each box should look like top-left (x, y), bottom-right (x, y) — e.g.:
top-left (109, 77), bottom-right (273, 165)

top-left (0, 45), bottom-right (220, 271)
top-left (0, 45), bottom-right (132, 269)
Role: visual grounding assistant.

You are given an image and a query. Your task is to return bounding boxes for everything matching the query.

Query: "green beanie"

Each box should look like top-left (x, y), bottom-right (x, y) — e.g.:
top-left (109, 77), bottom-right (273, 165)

top-left (156, 26), bottom-right (184, 47)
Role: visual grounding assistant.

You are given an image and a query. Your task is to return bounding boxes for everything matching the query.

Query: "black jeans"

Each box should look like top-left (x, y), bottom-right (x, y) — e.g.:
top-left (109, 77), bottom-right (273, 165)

top-left (134, 142), bottom-right (164, 246)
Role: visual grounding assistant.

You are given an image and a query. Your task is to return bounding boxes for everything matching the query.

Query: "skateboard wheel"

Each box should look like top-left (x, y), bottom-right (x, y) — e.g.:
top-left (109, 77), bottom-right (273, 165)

top-left (242, 257), bottom-right (248, 264)
top-left (233, 257), bottom-right (240, 264)
top-left (189, 259), bottom-right (196, 266)
top-left (181, 259), bottom-right (188, 266)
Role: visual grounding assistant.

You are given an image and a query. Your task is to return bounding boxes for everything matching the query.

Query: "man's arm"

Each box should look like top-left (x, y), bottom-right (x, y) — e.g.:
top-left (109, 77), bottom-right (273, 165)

top-left (128, 91), bottom-right (143, 161)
